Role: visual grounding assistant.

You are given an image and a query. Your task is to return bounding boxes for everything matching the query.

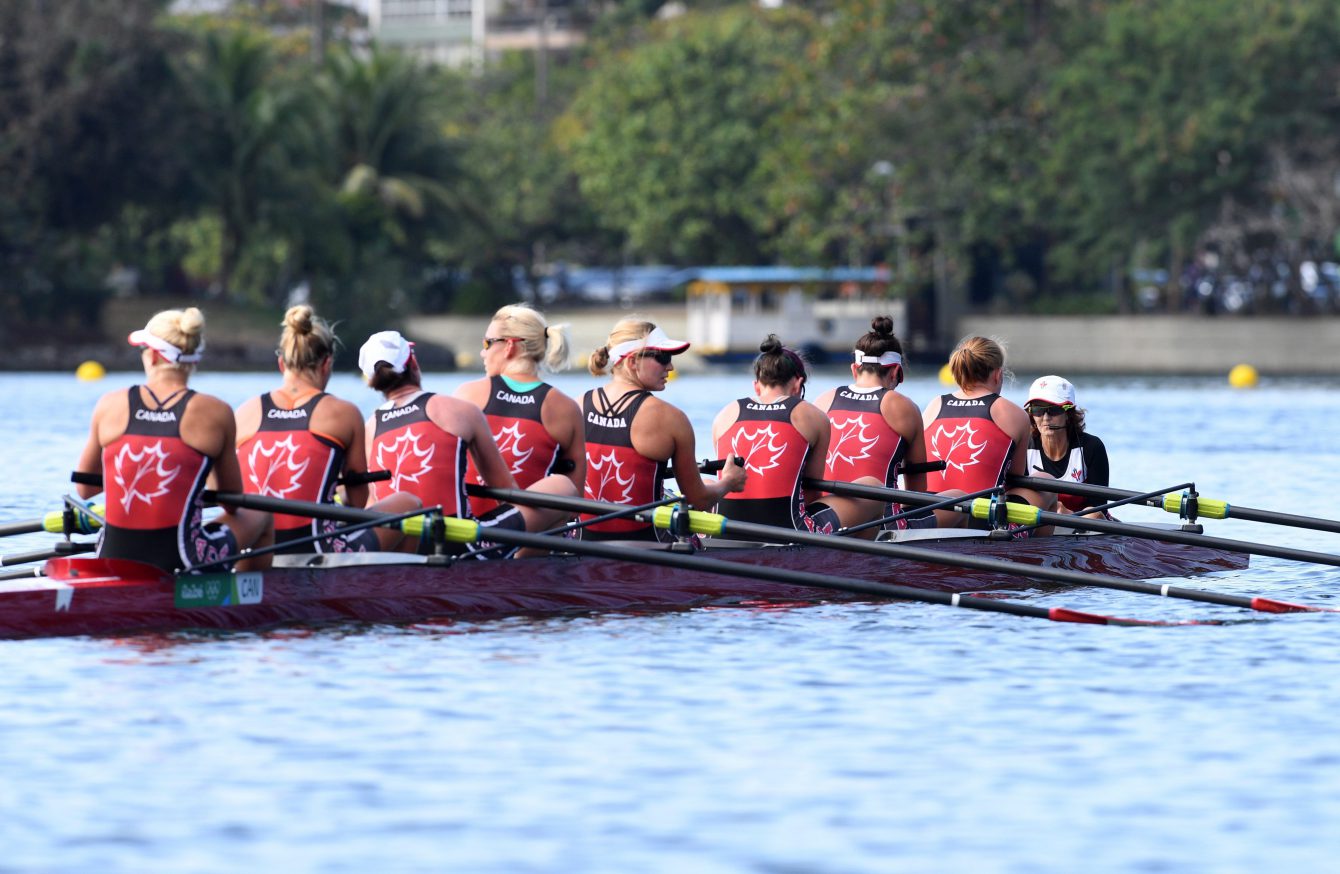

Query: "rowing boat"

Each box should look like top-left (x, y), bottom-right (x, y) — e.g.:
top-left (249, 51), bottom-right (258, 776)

top-left (0, 526), bottom-right (1247, 639)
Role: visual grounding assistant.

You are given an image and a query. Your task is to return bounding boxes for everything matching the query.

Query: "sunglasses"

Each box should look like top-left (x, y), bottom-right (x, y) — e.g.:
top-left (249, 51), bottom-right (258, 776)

top-left (1027, 404), bottom-right (1073, 417)
top-left (483, 336), bottom-right (517, 350)
top-left (641, 350), bottom-right (674, 366)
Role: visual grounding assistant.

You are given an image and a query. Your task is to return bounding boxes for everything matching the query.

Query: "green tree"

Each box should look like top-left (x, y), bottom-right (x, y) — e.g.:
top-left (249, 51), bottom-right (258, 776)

top-left (0, 0), bottom-right (190, 330)
top-left (300, 48), bottom-right (475, 333)
top-left (172, 22), bottom-right (319, 301)
top-left (564, 6), bottom-right (820, 264)
top-left (440, 50), bottom-right (616, 306)
top-left (1042, 0), bottom-right (1340, 307)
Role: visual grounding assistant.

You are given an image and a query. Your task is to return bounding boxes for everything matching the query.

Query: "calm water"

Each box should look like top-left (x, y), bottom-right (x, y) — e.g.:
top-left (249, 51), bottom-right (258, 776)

top-left (2, 368), bottom-right (1339, 873)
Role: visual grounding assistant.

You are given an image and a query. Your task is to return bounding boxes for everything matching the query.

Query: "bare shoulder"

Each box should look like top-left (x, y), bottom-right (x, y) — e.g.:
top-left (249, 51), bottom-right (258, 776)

top-left (883, 389), bottom-right (921, 418)
top-left (427, 392), bottom-right (487, 432)
top-left (642, 394), bottom-right (690, 428)
top-left (316, 392), bottom-right (366, 428)
top-left (454, 376), bottom-right (490, 405)
top-left (317, 392), bottom-right (363, 419)
top-left (796, 398), bottom-right (829, 427)
top-left (812, 386), bottom-right (838, 412)
top-left (543, 384), bottom-right (581, 415)
top-left (188, 391), bottom-right (236, 422)
top-left (92, 386), bottom-right (130, 416)
top-left (921, 393), bottom-right (944, 421)
top-left (991, 395), bottom-right (1031, 435)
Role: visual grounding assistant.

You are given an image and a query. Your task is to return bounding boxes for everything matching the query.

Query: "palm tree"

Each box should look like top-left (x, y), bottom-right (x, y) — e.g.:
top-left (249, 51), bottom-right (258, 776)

top-left (174, 25), bottom-right (319, 299)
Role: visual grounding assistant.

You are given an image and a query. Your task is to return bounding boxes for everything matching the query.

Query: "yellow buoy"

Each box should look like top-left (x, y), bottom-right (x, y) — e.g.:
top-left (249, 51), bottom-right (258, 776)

top-left (1228, 363), bottom-right (1259, 389)
top-left (75, 360), bottom-right (106, 381)
top-left (666, 368), bottom-right (679, 382)
top-left (455, 350), bottom-right (477, 370)
top-left (938, 364), bottom-right (955, 386)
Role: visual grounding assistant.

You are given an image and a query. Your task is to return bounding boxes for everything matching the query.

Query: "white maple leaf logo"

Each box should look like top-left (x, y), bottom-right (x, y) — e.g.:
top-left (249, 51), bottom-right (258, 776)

top-left (376, 431), bottom-right (437, 490)
top-left (111, 440), bottom-right (182, 512)
top-left (827, 416), bottom-right (876, 468)
top-left (930, 422), bottom-right (987, 472)
top-left (494, 423), bottom-right (533, 476)
top-left (586, 450), bottom-right (635, 502)
top-left (732, 425), bottom-right (786, 475)
top-left (246, 436), bottom-right (311, 498)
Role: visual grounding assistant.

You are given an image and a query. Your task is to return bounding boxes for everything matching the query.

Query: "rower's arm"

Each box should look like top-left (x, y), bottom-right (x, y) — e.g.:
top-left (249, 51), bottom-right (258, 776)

top-left (75, 420), bottom-right (104, 500)
top-left (667, 406), bottom-right (745, 509)
top-left (455, 401), bottom-right (518, 490)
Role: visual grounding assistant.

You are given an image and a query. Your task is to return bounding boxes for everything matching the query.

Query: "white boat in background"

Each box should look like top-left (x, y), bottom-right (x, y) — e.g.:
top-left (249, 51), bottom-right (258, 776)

top-left (684, 266), bottom-right (904, 362)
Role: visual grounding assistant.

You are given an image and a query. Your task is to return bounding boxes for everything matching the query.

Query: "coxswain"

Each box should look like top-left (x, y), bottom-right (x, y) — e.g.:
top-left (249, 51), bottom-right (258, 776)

top-left (922, 336), bottom-right (1053, 530)
top-left (455, 304), bottom-right (585, 518)
top-left (1024, 375), bottom-right (1111, 517)
top-left (711, 335), bottom-right (839, 534)
top-left (361, 330), bottom-right (575, 552)
top-left (812, 316), bottom-right (932, 534)
top-left (581, 318), bottom-right (746, 540)
top-left (235, 305), bottom-right (420, 554)
top-left (74, 308), bottom-right (272, 573)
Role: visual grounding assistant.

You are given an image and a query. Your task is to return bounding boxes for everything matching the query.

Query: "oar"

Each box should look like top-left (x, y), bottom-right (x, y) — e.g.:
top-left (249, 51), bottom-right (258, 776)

top-left (1008, 474), bottom-right (1340, 535)
top-left (808, 478), bottom-right (1340, 571)
top-left (0, 566), bottom-right (48, 581)
top-left (466, 486), bottom-right (1329, 615)
top-left (207, 489), bottom-right (1207, 625)
top-left (195, 491), bottom-right (434, 571)
top-left (1, 542), bottom-right (96, 566)
top-left (462, 494), bottom-right (687, 561)
top-left (0, 505), bottom-right (105, 538)
top-left (837, 484), bottom-right (1003, 537)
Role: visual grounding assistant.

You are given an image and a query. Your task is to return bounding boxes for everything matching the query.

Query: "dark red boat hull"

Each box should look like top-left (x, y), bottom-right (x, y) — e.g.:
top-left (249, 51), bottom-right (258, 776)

top-left (0, 533), bottom-right (1248, 639)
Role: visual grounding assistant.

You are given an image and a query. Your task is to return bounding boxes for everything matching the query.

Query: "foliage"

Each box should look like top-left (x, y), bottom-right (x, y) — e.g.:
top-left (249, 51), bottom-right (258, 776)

top-left (564, 7), bottom-right (820, 264)
top-left (7, 0), bottom-right (1340, 338)
top-left (0, 0), bottom-right (190, 332)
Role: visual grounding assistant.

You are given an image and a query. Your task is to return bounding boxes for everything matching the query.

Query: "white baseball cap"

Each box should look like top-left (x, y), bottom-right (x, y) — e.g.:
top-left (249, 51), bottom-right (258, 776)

top-left (359, 330), bottom-right (415, 377)
top-left (1027, 375), bottom-right (1077, 408)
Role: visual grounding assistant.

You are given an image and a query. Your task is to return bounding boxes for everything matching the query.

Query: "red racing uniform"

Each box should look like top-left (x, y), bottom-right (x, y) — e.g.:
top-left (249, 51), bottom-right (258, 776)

top-left (370, 391), bottom-right (469, 518)
top-left (237, 392), bottom-right (375, 553)
top-left (99, 388), bottom-right (235, 573)
top-left (716, 397), bottom-right (837, 534)
top-left (823, 386), bottom-right (907, 488)
top-left (466, 376), bottom-right (561, 517)
top-left (924, 393), bottom-right (1015, 493)
top-left (580, 389), bottom-right (667, 541)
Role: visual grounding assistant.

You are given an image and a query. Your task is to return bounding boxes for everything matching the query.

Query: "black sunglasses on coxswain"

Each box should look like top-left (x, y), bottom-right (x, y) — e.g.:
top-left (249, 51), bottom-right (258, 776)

top-left (1027, 404), bottom-right (1072, 417)
top-left (641, 350), bottom-right (674, 366)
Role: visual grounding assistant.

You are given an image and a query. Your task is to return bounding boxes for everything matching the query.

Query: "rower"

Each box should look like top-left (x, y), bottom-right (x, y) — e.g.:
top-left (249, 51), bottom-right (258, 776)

top-left (922, 336), bottom-right (1054, 531)
top-left (812, 315), bottom-right (932, 535)
top-left (235, 305), bottom-right (420, 554)
top-left (74, 307), bottom-right (272, 573)
top-left (711, 335), bottom-right (839, 535)
top-left (360, 330), bottom-right (576, 554)
top-left (580, 318), bottom-right (745, 541)
top-left (454, 303), bottom-right (585, 518)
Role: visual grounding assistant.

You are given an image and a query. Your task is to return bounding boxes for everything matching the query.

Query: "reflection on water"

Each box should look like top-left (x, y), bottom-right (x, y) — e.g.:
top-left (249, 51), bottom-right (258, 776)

top-left (2, 372), bottom-right (1340, 871)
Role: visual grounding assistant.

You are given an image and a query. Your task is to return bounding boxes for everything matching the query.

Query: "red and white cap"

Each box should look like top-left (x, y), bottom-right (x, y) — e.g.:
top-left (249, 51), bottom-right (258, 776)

top-left (359, 330), bottom-right (415, 377)
top-left (609, 325), bottom-right (690, 365)
top-left (128, 325), bottom-right (203, 364)
top-left (1027, 375), bottom-right (1077, 408)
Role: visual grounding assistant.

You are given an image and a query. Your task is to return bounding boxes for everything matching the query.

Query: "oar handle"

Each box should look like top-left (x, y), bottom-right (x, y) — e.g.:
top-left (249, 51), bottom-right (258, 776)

top-left (666, 456), bottom-right (744, 479)
top-left (338, 469), bottom-right (392, 487)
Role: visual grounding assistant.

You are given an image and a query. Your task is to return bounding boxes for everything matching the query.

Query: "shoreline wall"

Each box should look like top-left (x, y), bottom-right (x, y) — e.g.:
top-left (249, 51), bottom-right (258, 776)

top-left (954, 315), bottom-right (1340, 375)
top-left (8, 304), bottom-right (1339, 375)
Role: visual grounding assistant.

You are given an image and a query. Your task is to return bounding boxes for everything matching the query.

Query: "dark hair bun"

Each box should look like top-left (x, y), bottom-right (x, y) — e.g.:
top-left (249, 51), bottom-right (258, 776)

top-left (759, 334), bottom-right (783, 354)
top-left (870, 315), bottom-right (894, 336)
